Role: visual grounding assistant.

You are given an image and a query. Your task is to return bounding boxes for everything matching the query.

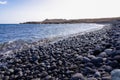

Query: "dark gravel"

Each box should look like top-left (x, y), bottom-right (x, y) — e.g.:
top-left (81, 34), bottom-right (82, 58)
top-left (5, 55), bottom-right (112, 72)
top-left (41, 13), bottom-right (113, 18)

top-left (0, 23), bottom-right (120, 80)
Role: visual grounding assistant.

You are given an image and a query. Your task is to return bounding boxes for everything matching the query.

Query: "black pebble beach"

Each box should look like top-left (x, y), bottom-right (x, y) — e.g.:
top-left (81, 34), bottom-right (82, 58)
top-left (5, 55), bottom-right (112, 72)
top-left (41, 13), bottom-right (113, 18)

top-left (0, 23), bottom-right (120, 80)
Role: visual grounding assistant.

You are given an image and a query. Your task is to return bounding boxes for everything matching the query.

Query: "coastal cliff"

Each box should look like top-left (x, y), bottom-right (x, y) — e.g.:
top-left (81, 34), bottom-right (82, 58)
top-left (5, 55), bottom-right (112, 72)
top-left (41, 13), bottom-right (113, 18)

top-left (21, 17), bottom-right (120, 24)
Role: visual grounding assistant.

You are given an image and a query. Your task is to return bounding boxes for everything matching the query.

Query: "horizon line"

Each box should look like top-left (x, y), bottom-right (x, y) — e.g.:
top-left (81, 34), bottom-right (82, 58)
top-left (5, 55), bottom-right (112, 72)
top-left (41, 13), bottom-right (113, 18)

top-left (1, 16), bottom-right (120, 24)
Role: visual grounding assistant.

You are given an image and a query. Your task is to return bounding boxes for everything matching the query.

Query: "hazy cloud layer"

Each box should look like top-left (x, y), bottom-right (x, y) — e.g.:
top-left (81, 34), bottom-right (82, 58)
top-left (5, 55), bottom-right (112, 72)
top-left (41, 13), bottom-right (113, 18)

top-left (0, 1), bottom-right (7, 5)
top-left (0, 0), bottom-right (120, 23)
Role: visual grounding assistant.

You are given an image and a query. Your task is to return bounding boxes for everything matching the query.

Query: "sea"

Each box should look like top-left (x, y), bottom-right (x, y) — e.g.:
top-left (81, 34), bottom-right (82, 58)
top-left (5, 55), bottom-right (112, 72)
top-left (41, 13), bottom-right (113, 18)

top-left (0, 23), bottom-right (104, 44)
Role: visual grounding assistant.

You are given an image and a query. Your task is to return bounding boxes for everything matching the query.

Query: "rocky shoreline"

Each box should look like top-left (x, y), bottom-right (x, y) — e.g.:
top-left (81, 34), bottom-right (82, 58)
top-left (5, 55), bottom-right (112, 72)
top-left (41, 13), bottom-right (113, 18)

top-left (0, 23), bottom-right (120, 80)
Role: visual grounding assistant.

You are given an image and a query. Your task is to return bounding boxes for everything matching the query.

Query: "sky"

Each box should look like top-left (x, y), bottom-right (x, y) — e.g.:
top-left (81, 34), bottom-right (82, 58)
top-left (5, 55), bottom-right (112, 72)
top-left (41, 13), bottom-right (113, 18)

top-left (0, 0), bottom-right (120, 24)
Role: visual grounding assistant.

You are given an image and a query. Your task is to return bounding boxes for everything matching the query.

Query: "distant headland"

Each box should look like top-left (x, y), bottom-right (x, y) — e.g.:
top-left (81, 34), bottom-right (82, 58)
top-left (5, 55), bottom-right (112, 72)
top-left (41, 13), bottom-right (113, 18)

top-left (21, 17), bottom-right (120, 24)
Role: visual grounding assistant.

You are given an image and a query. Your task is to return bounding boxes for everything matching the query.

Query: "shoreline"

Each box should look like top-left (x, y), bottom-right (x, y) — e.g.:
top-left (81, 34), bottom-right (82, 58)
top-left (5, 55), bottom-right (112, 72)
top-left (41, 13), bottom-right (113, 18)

top-left (0, 23), bottom-right (120, 79)
top-left (0, 23), bottom-right (105, 57)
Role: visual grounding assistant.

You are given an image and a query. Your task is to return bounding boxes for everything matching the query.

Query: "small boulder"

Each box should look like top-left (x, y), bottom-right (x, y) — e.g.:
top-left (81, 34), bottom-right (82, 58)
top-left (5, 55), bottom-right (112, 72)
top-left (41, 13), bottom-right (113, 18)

top-left (111, 69), bottom-right (120, 80)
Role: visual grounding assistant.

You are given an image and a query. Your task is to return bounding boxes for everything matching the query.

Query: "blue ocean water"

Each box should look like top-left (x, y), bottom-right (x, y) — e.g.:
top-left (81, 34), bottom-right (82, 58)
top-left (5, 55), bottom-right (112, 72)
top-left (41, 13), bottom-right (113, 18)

top-left (0, 24), bottom-right (103, 43)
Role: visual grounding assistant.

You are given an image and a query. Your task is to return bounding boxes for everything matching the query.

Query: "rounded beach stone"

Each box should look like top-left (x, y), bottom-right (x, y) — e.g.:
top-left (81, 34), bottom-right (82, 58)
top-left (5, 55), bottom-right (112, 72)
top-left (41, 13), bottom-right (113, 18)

top-left (87, 77), bottom-right (97, 80)
top-left (4, 76), bottom-right (10, 80)
top-left (104, 66), bottom-right (112, 73)
top-left (8, 69), bottom-right (14, 73)
top-left (45, 75), bottom-right (52, 80)
top-left (98, 52), bottom-right (107, 57)
top-left (94, 71), bottom-right (101, 77)
top-left (102, 76), bottom-right (111, 80)
top-left (113, 55), bottom-right (120, 62)
top-left (76, 55), bottom-right (83, 60)
top-left (91, 57), bottom-right (103, 67)
top-left (93, 49), bottom-right (101, 56)
top-left (40, 71), bottom-right (48, 78)
top-left (71, 73), bottom-right (85, 80)
top-left (18, 71), bottom-right (23, 76)
top-left (82, 57), bottom-right (91, 63)
top-left (104, 49), bottom-right (113, 55)
top-left (111, 69), bottom-right (120, 80)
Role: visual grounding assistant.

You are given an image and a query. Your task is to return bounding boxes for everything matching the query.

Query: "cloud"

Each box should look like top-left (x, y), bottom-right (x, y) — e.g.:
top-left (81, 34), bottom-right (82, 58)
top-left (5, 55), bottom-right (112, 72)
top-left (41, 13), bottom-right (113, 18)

top-left (0, 1), bottom-right (7, 5)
